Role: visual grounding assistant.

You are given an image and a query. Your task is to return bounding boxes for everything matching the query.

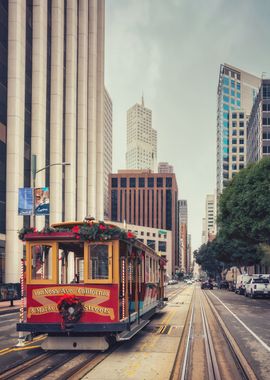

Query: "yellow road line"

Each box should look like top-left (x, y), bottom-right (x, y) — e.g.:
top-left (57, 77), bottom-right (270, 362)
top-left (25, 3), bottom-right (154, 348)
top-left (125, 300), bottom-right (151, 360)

top-left (0, 345), bottom-right (40, 357)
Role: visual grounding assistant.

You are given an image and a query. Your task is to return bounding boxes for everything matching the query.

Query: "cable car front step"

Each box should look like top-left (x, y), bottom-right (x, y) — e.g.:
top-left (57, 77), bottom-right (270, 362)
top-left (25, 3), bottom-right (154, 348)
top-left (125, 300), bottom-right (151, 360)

top-left (116, 319), bottom-right (149, 341)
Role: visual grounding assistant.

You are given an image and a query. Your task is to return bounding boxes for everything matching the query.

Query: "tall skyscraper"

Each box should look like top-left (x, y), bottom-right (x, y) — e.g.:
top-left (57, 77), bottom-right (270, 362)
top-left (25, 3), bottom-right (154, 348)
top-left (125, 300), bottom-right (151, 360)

top-left (247, 79), bottom-right (270, 163)
top-left (126, 98), bottom-right (157, 171)
top-left (217, 64), bottom-right (260, 194)
top-left (104, 88), bottom-right (112, 218)
top-left (0, 0), bottom-right (105, 282)
top-left (178, 200), bottom-right (188, 272)
top-left (158, 162), bottom-right (174, 173)
top-left (202, 194), bottom-right (216, 244)
top-left (108, 170), bottom-right (179, 274)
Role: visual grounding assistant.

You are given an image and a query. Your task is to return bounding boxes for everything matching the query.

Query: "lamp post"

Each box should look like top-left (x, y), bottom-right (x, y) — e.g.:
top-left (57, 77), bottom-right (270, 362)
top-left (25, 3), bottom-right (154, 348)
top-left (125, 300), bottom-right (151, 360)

top-left (31, 154), bottom-right (70, 227)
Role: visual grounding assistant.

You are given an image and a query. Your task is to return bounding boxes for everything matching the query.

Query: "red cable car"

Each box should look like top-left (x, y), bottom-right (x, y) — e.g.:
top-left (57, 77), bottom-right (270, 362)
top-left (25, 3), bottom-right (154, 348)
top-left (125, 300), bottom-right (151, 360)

top-left (17, 220), bottom-right (166, 350)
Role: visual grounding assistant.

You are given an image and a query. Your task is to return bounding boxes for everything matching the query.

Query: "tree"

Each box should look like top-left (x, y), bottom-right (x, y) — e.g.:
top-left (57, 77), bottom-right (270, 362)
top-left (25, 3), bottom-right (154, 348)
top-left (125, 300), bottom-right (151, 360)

top-left (194, 241), bottom-right (225, 278)
top-left (218, 157), bottom-right (270, 245)
top-left (214, 235), bottom-right (263, 273)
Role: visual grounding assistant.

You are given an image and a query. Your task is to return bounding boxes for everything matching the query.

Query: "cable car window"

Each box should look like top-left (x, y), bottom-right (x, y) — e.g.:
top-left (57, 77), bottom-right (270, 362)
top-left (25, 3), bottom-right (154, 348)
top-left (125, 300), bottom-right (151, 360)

top-left (88, 244), bottom-right (109, 280)
top-left (31, 244), bottom-right (53, 280)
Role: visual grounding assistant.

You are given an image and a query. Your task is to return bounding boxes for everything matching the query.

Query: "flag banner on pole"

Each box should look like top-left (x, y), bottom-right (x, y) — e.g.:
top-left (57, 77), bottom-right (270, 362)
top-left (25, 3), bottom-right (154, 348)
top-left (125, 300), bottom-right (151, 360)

top-left (34, 187), bottom-right (50, 215)
top-left (18, 188), bottom-right (33, 215)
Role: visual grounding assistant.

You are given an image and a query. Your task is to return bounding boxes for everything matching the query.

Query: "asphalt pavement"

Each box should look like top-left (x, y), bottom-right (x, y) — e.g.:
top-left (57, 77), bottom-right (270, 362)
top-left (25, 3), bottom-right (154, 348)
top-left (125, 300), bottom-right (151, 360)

top-left (0, 299), bottom-right (23, 315)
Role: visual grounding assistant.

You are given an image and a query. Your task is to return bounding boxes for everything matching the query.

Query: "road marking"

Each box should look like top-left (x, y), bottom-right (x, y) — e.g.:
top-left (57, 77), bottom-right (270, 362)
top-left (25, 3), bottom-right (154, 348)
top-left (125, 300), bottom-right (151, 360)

top-left (0, 345), bottom-right (40, 356)
top-left (210, 291), bottom-right (270, 352)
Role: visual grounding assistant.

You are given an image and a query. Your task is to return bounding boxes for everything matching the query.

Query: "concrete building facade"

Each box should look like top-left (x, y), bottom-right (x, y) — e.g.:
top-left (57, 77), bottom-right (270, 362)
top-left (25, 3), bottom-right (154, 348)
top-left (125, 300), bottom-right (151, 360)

top-left (108, 170), bottom-right (179, 274)
top-left (104, 88), bottom-right (112, 218)
top-left (202, 194), bottom-right (216, 244)
top-left (108, 221), bottom-right (172, 279)
top-left (0, 0), bottom-right (105, 282)
top-left (126, 98), bottom-right (157, 171)
top-left (217, 64), bottom-right (260, 194)
top-left (247, 79), bottom-right (270, 163)
top-left (178, 199), bottom-right (188, 272)
top-left (158, 162), bottom-right (174, 173)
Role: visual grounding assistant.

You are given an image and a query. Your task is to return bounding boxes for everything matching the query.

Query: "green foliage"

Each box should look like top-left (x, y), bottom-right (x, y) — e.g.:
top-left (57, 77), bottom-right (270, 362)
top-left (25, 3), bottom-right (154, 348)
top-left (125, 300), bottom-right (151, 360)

top-left (218, 157), bottom-right (270, 244)
top-left (193, 241), bottom-right (225, 277)
top-left (214, 235), bottom-right (263, 270)
top-left (18, 221), bottom-right (135, 242)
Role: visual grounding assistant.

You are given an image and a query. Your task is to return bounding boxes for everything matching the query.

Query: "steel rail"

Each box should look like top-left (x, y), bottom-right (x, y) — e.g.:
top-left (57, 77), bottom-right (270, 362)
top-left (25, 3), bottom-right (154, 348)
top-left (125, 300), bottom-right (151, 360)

top-left (180, 302), bottom-right (195, 380)
top-left (200, 297), bottom-right (221, 380)
top-left (203, 290), bottom-right (257, 380)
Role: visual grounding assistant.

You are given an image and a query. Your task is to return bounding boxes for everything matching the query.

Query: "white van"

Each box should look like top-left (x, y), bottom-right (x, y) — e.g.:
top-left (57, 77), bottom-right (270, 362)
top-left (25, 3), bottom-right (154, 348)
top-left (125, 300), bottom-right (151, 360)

top-left (235, 274), bottom-right (252, 295)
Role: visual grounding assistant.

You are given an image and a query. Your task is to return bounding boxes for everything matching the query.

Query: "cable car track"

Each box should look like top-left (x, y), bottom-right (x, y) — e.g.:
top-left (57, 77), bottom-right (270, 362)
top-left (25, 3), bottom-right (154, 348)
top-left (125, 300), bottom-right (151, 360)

top-left (171, 286), bottom-right (256, 380)
top-left (0, 345), bottom-right (121, 380)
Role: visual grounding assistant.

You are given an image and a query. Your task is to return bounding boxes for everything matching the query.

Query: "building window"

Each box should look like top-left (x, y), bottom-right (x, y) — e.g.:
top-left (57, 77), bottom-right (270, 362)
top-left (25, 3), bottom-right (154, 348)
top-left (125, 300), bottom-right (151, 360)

top-left (111, 178), bottom-right (118, 188)
top-left (232, 121), bottom-right (237, 128)
top-left (239, 147), bottom-right (244, 153)
top-left (166, 190), bottom-right (172, 230)
top-left (232, 113), bottom-right (237, 119)
top-left (232, 130), bottom-right (237, 136)
top-left (139, 177), bottom-right (145, 187)
top-left (148, 177), bottom-right (154, 187)
top-left (158, 241), bottom-right (167, 252)
top-left (223, 77), bottom-right (229, 86)
top-left (120, 178), bottom-right (127, 188)
top-left (239, 164), bottom-right (244, 169)
top-left (239, 121), bottom-right (244, 128)
top-left (232, 138), bottom-right (237, 144)
top-left (129, 178), bottom-right (136, 187)
top-left (232, 164), bottom-right (237, 170)
top-left (232, 156), bottom-right (237, 161)
top-left (239, 156), bottom-right (244, 161)
top-left (239, 139), bottom-right (244, 144)
top-left (239, 113), bottom-right (244, 119)
top-left (166, 177), bottom-right (172, 187)
top-left (232, 147), bottom-right (237, 153)
top-left (157, 177), bottom-right (163, 187)
top-left (147, 240), bottom-right (155, 250)
top-left (111, 190), bottom-right (118, 221)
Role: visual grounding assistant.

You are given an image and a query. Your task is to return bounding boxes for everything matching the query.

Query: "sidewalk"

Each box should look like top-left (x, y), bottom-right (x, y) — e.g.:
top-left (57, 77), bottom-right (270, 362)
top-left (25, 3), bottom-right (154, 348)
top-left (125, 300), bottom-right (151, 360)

top-left (0, 299), bottom-right (23, 316)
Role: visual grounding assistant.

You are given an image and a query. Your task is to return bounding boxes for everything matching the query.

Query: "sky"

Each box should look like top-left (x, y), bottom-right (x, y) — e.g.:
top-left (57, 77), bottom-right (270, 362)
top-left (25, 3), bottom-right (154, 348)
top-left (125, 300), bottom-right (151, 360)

top-left (104, 0), bottom-right (270, 251)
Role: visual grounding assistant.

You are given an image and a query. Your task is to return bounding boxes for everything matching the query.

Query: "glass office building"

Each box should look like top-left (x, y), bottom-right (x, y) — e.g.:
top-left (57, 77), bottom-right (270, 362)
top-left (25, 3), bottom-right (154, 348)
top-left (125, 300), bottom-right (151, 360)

top-left (217, 64), bottom-right (260, 194)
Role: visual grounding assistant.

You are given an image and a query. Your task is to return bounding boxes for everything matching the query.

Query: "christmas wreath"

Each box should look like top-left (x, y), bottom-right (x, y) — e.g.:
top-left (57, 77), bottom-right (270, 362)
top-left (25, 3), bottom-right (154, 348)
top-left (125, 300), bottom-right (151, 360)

top-left (57, 294), bottom-right (83, 328)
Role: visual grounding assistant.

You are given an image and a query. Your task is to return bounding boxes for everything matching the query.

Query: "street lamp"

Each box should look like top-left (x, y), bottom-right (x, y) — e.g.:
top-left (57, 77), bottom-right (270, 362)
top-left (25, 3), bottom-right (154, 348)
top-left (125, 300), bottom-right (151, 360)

top-left (31, 154), bottom-right (70, 226)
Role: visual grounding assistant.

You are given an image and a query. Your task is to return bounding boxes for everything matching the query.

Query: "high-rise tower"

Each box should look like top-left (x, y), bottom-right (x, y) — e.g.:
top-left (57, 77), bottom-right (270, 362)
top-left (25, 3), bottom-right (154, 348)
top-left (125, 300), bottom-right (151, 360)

top-left (217, 64), bottom-right (260, 194)
top-left (0, 0), bottom-right (105, 282)
top-left (126, 97), bottom-right (157, 171)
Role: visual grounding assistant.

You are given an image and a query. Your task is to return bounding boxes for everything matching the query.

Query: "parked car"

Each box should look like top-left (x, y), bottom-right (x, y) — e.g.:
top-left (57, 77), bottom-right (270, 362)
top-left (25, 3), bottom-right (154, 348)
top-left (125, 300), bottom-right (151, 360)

top-left (235, 274), bottom-right (252, 295)
top-left (201, 281), bottom-right (213, 290)
top-left (168, 279), bottom-right (178, 285)
top-left (245, 277), bottom-right (270, 298)
top-left (219, 280), bottom-right (229, 289)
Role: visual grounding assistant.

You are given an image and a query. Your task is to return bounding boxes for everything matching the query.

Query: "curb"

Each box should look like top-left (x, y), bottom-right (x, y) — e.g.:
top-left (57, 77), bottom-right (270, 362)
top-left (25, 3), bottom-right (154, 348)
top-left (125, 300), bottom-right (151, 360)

top-left (0, 307), bottom-right (21, 316)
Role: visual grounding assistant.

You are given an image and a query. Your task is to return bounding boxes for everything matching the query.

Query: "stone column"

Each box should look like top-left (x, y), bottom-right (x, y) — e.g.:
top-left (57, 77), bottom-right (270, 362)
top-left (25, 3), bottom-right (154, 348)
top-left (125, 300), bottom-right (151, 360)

top-left (96, 0), bottom-right (105, 220)
top-left (31, 0), bottom-right (47, 230)
top-left (64, 0), bottom-right (77, 221)
top-left (5, 0), bottom-right (26, 282)
top-left (87, 0), bottom-right (97, 219)
top-left (77, 0), bottom-right (88, 220)
top-left (50, 0), bottom-right (64, 224)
